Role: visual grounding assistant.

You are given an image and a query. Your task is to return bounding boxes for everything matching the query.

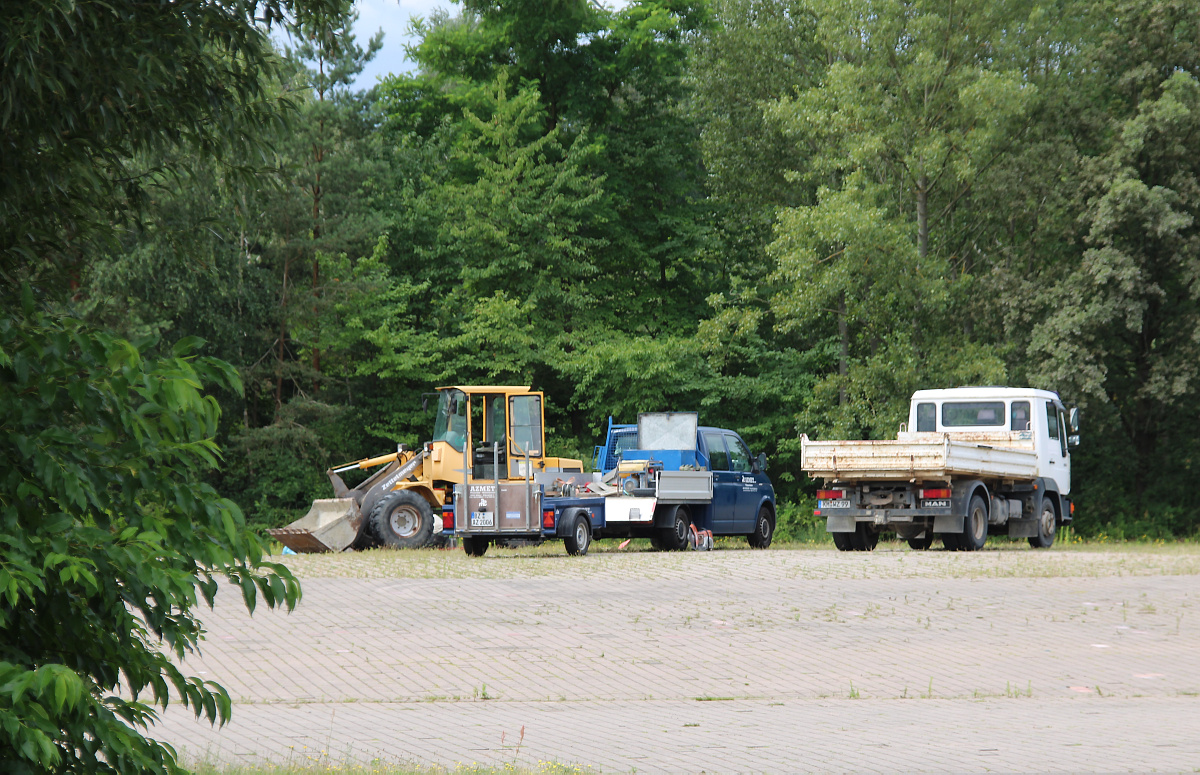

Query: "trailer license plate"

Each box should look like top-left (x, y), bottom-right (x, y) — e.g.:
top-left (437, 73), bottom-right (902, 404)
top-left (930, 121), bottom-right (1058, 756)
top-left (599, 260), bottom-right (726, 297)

top-left (470, 512), bottom-right (494, 527)
top-left (818, 499), bottom-right (851, 509)
top-left (922, 499), bottom-right (951, 508)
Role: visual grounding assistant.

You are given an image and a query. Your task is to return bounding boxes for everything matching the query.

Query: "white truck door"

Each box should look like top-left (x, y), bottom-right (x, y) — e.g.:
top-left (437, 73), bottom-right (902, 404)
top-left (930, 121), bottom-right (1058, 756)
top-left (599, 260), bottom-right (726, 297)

top-left (1041, 400), bottom-right (1071, 494)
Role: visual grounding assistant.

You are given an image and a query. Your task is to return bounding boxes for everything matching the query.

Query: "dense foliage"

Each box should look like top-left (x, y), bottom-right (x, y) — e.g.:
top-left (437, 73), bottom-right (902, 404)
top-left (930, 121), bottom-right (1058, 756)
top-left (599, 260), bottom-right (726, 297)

top-left (69, 0), bottom-right (1200, 540)
top-left (1, 0), bottom-right (336, 772)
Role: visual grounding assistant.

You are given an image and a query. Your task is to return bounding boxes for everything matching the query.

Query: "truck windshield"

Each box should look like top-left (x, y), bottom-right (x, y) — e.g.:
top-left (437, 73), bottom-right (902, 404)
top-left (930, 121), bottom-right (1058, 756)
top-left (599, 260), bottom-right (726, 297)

top-left (941, 401), bottom-right (1005, 427)
top-left (433, 389), bottom-right (467, 452)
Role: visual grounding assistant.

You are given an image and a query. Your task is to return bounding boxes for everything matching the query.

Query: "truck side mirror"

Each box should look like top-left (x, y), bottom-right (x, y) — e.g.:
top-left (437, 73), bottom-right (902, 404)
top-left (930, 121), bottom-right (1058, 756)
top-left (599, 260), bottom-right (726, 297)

top-left (1068, 407), bottom-right (1081, 447)
top-left (753, 452), bottom-right (767, 473)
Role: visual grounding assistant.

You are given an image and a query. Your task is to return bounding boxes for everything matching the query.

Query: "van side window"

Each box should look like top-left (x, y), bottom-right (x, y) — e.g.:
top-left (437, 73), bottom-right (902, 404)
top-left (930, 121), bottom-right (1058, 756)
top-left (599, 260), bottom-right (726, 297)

top-left (726, 434), bottom-right (751, 472)
top-left (1011, 401), bottom-right (1030, 431)
top-left (916, 402), bottom-right (936, 432)
top-left (703, 431), bottom-right (729, 471)
top-left (1045, 401), bottom-right (1060, 440)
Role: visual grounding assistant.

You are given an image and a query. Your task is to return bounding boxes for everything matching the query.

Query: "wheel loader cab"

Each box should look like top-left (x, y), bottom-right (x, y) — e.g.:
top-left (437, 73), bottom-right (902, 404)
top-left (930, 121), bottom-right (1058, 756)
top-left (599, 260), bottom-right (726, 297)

top-left (428, 386), bottom-right (582, 481)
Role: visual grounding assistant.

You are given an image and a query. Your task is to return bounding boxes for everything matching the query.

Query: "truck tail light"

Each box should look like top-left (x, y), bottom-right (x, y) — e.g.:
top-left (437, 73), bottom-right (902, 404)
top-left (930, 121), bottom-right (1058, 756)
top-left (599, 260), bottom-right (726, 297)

top-left (442, 509), bottom-right (454, 530)
top-left (920, 488), bottom-right (952, 499)
top-left (542, 509), bottom-right (555, 529)
top-left (817, 489), bottom-right (845, 499)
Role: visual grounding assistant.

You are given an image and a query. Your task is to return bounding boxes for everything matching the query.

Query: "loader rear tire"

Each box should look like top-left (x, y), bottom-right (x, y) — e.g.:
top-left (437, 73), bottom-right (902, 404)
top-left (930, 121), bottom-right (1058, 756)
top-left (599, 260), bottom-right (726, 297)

top-left (370, 490), bottom-right (435, 549)
top-left (462, 536), bottom-right (489, 557)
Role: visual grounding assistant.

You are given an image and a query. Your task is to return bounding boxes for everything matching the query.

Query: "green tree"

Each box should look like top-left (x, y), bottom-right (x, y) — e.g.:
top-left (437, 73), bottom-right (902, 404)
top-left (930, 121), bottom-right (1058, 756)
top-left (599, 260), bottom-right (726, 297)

top-left (0, 0), bottom-right (334, 770)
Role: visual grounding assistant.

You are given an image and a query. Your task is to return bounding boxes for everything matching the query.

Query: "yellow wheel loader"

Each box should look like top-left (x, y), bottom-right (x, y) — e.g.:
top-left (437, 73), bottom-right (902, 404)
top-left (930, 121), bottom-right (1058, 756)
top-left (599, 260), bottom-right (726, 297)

top-left (268, 385), bottom-right (584, 552)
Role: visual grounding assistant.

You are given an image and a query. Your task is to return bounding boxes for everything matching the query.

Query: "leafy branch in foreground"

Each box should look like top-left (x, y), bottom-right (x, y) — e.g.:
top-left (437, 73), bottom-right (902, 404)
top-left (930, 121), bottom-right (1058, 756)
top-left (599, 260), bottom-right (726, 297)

top-left (0, 291), bottom-right (301, 774)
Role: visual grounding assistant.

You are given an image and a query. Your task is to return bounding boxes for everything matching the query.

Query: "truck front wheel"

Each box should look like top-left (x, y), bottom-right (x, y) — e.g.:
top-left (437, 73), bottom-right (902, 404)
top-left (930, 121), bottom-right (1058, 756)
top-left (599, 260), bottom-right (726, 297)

top-left (956, 495), bottom-right (988, 551)
top-left (1029, 499), bottom-right (1057, 548)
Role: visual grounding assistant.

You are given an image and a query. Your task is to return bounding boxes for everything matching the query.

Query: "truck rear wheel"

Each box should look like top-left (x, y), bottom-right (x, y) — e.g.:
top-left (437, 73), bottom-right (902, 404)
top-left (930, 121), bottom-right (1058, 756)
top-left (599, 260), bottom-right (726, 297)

top-left (832, 531), bottom-right (857, 551)
top-left (907, 532), bottom-right (935, 550)
top-left (956, 494), bottom-right (988, 551)
top-left (462, 536), bottom-right (489, 557)
top-left (1029, 499), bottom-right (1057, 548)
top-left (370, 490), bottom-right (435, 549)
top-left (747, 506), bottom-right (774, 548)
top-left (855, 522), bottom-right (878, 551)
top-left (658, 505), bottom-right (691, 551)
top-left (564, 514), bottom-right (592, 556)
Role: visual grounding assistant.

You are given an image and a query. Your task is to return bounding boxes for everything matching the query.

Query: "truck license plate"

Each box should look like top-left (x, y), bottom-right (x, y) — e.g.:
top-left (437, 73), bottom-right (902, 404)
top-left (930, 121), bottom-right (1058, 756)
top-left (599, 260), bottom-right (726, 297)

top-left (470, 512), bottom-right (494, 527)
top-left (818, 499), bottom-right (851, 509)
top-left (922, 499), bottom-right (951, 508)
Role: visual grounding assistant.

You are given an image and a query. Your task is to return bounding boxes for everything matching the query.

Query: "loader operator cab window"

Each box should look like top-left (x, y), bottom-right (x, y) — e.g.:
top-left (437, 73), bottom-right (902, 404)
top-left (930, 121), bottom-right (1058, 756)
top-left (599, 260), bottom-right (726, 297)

top-left (1011, 401), bottom-right (1031, 431)
top-left (485, 395), bottom-right (506, 445)
top-left (508, 394), bottom-right (543, 458)
top-left (434, 389), bottom-right (467, 452)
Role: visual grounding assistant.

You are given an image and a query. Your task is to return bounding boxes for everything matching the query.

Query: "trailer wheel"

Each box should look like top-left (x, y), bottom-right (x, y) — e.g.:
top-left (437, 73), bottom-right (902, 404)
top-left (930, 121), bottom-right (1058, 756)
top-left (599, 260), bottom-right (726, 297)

top-left (564, 514), bottom-right (592, 556)
top-left (369, 490), bottom-right (435, 549)
top-left (658, 505), bottom-right (691, 551)
top-left (462, 536), bottom-right (489, 557)
top-left (957, 494), bottom-right (988, 551)
top-left (1029, 498), bottom-right (1057, 548)
top-left (747, 506), bottom-right (775, 549)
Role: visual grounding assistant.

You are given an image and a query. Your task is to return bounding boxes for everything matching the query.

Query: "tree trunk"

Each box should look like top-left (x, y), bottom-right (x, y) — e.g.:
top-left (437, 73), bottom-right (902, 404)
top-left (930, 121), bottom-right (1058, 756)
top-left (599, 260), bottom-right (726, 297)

top-left (916, 174), bottom-right (929, 259)
top-left (838, 290), bottom-right (849, 406)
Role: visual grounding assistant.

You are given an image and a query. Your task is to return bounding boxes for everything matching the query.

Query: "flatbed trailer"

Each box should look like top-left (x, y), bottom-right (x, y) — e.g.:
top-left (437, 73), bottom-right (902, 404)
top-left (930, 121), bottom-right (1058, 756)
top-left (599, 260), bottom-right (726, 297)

top-left (453, 413), bottom-right (777, 556)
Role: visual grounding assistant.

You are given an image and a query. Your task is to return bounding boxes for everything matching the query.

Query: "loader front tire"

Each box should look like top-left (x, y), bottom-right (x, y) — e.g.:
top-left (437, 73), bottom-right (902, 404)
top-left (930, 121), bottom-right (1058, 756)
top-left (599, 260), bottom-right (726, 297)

top-left (370, 490), bottom-right (435, 549)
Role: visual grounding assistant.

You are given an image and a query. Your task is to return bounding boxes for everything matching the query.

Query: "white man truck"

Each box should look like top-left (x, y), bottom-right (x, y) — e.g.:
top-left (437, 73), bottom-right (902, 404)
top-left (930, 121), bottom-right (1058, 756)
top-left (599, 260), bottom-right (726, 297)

top-left (801, 387), bottom-right (1080, 551)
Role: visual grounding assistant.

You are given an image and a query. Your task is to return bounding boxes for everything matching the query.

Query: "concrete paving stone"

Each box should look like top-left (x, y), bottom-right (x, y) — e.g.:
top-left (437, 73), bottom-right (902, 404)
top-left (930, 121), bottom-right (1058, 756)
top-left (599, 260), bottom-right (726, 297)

top-left (154, 547), bottom-right (1200, 772)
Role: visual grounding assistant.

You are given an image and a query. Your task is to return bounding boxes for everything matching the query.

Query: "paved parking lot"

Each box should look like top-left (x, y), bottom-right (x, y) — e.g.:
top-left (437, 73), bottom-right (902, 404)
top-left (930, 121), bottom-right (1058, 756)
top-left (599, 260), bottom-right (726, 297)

top-left (156, 545), bottom-right (1200, 772)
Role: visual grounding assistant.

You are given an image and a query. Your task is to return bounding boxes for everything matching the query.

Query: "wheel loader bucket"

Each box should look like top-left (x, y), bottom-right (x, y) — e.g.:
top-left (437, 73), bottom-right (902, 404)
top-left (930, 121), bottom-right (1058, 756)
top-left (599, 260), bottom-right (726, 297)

top-left (267, 498), bottom-right (364, 553)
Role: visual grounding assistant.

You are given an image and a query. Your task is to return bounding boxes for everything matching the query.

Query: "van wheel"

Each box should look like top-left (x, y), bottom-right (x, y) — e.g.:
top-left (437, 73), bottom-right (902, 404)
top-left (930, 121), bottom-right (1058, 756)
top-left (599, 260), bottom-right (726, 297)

top-left (1029, 499), bottom-right (1056, 548)
top-left (832, 531), bottom-right (857, 551)
top-left (462, 536), bottom-right (489, 557)
top-left (658, 505), bottom-right (691, 551)
top-left (564, 514), bottom-right (592, 556)
top-left (370, 490), bottom-right (435, 549)
top-left (958, 495), bottom-right (988, 551)
top-left (747, 506), bottom-right (775, 548)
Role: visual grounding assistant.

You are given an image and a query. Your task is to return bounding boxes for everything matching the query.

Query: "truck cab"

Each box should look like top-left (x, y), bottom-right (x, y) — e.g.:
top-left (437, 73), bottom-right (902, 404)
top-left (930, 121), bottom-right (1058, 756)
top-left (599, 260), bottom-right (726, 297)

top-left (908, 387), bottom-right (1074, 495)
